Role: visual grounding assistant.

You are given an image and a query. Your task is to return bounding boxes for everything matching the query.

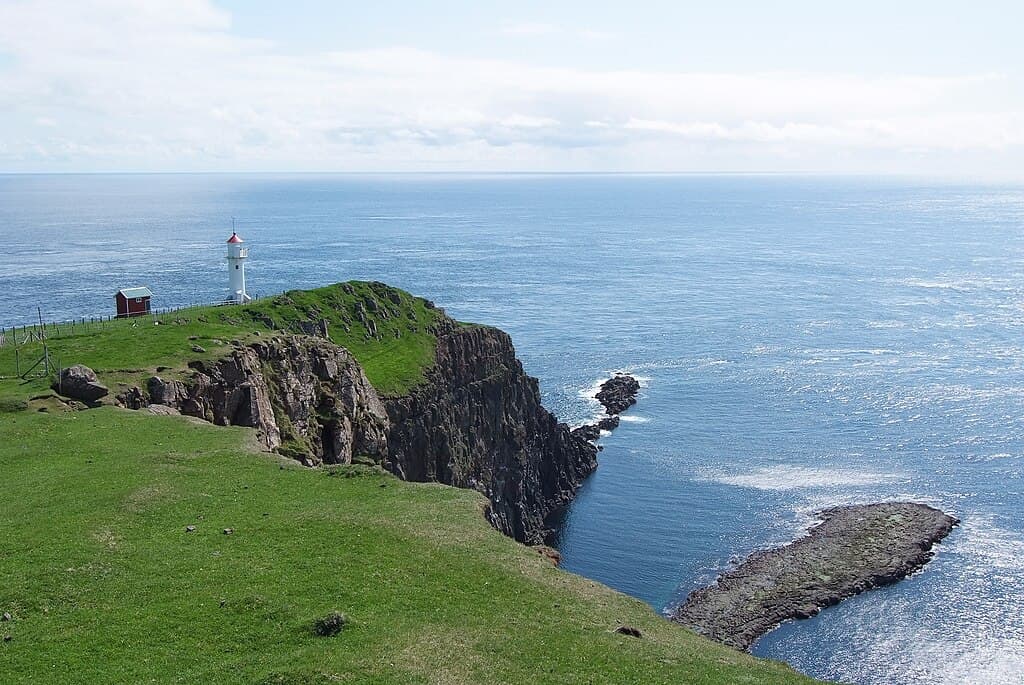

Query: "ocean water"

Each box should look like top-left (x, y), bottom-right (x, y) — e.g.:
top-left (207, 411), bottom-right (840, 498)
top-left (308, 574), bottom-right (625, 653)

top-left (2, 173), bottom-right (1024, 684)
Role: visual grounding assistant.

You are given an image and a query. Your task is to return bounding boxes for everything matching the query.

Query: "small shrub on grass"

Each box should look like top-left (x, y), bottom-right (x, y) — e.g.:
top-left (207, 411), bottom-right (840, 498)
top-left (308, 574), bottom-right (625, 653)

top-left (312, 611), bottom-right (347, 637)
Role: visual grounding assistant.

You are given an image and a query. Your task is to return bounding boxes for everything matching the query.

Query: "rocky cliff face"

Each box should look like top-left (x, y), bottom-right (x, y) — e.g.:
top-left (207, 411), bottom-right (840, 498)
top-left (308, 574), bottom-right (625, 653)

top-left (116, 320), bottom-right (596, 544)
top-left (121, 336), bottom-right (389, 467)
top-left (384, 321), bottom-right (598, 543)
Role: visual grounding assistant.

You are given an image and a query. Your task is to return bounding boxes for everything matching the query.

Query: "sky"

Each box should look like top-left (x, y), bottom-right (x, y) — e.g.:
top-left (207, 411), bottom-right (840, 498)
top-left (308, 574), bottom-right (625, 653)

top-left (0, 0), bottom-right (1022, 176)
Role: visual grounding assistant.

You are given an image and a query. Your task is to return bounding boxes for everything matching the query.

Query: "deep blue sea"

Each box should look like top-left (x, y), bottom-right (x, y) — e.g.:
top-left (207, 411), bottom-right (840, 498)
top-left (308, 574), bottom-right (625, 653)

top-left (2, 173), bottom-right (1023, 684)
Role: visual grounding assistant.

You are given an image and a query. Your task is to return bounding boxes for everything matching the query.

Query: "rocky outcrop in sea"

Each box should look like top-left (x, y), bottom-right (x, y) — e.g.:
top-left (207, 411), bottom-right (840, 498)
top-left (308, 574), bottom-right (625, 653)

top-left (571, 373), bottom-right (640, 445)
top-left (670, 502), bottom-right (958, 650)
top-left (595, 374), bottom-right (640, 415)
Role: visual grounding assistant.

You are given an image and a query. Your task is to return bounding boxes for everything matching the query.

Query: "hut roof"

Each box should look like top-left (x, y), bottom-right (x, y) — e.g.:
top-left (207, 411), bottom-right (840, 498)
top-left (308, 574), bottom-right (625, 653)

top-left (116, 287), bottom-right (153, 299)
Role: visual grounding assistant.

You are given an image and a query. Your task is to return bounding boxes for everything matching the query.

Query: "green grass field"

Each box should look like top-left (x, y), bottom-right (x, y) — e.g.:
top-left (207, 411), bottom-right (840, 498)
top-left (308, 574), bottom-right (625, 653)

top-left (0, 408), bottom-right (817, 684)
top-left (0, 283), bottom-right (818, 683)
top-left (0, 281), bottom-right (441, 400)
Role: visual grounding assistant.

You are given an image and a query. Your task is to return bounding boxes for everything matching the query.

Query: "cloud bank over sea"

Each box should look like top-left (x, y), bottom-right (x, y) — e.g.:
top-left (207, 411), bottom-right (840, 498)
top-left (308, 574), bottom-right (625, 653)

top-left (0, 0), bottom-right (1022, 175)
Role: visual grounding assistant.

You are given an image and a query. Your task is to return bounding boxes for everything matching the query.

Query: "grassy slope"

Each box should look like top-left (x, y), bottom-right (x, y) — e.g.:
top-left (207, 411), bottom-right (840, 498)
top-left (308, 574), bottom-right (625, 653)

top-left (0, 283), bottom-right (818, 683)
top-left (0, 281), bottom-right (441, 400)
top-left (0, 409), bottom-right (816, 684)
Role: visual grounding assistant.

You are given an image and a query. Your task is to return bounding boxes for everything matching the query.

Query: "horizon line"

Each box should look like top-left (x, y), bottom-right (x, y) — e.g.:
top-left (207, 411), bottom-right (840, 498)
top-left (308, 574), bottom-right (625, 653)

top-left (0, 170), bottom-right (1020, 183)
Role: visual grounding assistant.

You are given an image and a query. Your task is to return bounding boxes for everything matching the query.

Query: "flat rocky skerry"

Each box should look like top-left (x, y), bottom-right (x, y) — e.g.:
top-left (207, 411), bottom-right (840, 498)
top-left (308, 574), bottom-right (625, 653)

top-left (671, 502), bottom-right (958, 650)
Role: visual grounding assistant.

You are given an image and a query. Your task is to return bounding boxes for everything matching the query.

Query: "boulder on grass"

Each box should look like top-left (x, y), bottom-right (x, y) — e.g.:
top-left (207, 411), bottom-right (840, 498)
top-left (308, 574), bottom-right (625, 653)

top-left (52, 365), bottom-right (109, 403)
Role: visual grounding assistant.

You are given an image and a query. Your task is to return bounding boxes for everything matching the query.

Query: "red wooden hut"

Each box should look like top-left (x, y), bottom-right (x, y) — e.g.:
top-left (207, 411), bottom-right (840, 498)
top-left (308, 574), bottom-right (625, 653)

top-left (115, 287), bottom-right (153, 318)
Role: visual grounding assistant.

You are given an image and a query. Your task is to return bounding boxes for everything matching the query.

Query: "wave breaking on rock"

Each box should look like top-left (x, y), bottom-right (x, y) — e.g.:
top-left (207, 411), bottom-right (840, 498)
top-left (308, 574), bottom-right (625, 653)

top-left (572, 373), bottom-right (641, 446)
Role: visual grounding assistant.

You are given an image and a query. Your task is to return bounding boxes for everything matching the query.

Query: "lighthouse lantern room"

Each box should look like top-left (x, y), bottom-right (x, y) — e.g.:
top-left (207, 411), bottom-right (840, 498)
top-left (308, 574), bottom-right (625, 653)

top-left (226, 231), bottom-right (251, 304)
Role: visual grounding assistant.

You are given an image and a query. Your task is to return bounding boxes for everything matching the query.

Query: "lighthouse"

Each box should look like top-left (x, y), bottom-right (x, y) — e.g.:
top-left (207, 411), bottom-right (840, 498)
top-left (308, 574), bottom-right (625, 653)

top-left (226, 231), bottom-right (251, 303)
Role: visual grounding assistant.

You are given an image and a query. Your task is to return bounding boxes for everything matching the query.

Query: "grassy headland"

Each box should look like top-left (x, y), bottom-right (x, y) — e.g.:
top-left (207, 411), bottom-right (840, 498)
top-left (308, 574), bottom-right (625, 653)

top-left (0, 281), bottom-right (441, 401)
top-left (0, 283), bottom-right (817, 684)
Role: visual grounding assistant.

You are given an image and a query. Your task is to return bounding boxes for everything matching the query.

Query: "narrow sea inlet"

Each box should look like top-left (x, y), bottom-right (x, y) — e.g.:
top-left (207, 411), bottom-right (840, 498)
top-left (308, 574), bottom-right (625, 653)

top-left (2, 173), bottom-right (1023, 684)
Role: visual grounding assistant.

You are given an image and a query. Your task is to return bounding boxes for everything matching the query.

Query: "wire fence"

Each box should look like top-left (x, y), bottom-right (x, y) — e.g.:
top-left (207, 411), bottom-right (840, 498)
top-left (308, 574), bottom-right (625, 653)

top-left (0, 292), bottom-right (281, 351)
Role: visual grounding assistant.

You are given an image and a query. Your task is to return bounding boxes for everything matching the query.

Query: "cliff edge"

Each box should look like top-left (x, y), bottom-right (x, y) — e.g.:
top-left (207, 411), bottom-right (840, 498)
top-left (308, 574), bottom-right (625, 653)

top-left (386, 320), bottom-right (598, 543)
top-left (106, 282), bottom-right (597, 544)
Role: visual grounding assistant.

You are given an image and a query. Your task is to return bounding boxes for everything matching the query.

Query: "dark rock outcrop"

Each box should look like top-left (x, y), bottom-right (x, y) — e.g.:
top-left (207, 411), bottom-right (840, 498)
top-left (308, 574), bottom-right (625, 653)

top-left (571, 423), bottom-right (602, 443)
top-left (383, 322), bottom-right (598, 544)
top-left (147, 376), bottom-right (189, 407)
top-left (115, 321), bottom-right (596, 544)
top-left (595, 374), bottom-right (640, 415)
top-left (53, 365), bottom-right (109, 403)
top-left (134, 337), bottom-right (389, 467)
top-left (116, 386), bottom-right (147, 409)
top-left (570, 416), bottom-right (622, 443)
top-left (670, 502), bottom-right (958, 650)
top-left (571, 374), bottom-right (639, 447)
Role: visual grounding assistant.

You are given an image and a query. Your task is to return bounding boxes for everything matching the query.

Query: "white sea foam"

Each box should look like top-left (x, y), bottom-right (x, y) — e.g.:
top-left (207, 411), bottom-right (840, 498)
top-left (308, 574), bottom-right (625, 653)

top-left (800, 347), bottom-right (897, 357)
top-left (902, 277), bottom-right (964, 290)
top-left (708, 465), bottom-right (903, 491)
top-left (897, 275), bottom-right (1020, 295)
top-left (613, 370), bottom-right (652, 386)
top-left (569, 379), bottom-right (608, 427)
top-left (578, 378), bottom-right (607, 403)
top-left (625, 358), bottom-right (733, 373)
top-left (618, 415), bottom-right (649, 423)
top-left (578, 372), bottom-right (651, 400)
top-left (576, 373), bottom-right (651, 425)
top-left (969, 452), bottom-right (1015, 462)
top-left (749, 344), bottom-right (780, 355)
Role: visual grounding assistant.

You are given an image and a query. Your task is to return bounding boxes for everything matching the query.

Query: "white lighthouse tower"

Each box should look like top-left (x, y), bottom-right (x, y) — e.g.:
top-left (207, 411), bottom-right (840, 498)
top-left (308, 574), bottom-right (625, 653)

top-left (226, 230), bottom-right (250, 303)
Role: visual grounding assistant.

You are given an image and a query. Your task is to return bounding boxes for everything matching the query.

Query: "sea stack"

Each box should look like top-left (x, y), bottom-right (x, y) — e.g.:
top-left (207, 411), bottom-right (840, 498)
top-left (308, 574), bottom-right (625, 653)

top-left (595, 374), bottom-right (641, 415)
top-left (572, 373), bottom-right (641, 445)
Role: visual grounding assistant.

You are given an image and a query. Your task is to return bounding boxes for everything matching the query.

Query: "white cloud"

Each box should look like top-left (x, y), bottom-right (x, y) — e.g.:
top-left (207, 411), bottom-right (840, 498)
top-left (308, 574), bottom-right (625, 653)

top-left (624, 113), bottom-right (1024, 150)
top-left (499, 115), bottom-right (561, 128)
top-left (499, 22), bottom-right (612, 40)
top-left (0, 0), bottom-right (1021, 173)
top-left (500, 22), bottom-right (559, 37)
